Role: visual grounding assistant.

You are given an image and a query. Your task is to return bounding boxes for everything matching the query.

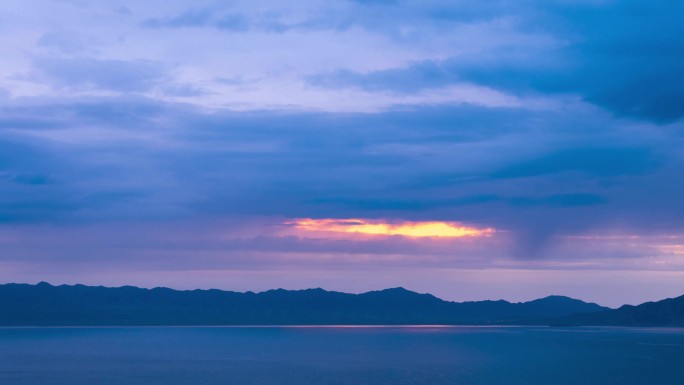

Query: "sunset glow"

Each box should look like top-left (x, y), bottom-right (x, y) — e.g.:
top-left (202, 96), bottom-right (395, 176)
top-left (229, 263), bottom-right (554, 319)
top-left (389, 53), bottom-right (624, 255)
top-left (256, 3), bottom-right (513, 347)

top-left (288, 218), bottom-right (496, 238)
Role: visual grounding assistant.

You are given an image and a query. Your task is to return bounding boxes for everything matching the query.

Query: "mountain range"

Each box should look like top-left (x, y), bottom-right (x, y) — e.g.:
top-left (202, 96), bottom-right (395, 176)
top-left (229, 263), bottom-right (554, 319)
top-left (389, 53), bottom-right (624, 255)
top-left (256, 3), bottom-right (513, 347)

top-left (0, 282), bottom-right (680, 326)
top-left (0, 282), bottom-right (603, 326)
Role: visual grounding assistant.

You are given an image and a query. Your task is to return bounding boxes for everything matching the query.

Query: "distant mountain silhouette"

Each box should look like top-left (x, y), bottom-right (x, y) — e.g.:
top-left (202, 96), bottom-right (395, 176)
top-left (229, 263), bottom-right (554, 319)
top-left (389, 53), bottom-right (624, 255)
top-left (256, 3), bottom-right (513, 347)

top-left (0, 282), bottom-right (608, 326)
top-left (552, 293), bottom-right (684, 327)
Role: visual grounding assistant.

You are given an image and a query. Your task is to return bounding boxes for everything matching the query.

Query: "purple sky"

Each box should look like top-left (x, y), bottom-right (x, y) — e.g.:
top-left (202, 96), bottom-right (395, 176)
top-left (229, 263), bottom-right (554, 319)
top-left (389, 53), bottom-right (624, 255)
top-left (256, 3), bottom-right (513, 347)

top-left (1, 0), bottom-right (684, 307)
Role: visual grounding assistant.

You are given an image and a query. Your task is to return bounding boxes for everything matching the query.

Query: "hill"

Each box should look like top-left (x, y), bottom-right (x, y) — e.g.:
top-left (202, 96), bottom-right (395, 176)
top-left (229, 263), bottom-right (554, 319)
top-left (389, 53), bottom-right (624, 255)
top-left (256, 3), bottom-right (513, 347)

top-left (554, 293), bottom-right (684, 327)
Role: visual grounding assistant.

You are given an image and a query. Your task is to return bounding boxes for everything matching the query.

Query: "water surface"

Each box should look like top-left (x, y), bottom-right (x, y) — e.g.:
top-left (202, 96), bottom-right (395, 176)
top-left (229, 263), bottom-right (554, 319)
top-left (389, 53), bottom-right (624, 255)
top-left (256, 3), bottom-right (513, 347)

top-left (1, 326), bottom-right (682, 384)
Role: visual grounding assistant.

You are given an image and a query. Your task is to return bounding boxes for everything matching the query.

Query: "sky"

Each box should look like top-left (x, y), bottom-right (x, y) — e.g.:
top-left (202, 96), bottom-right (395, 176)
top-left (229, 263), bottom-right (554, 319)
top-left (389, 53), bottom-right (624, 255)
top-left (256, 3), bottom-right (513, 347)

top-left (1, 0), bottom-right (683, 307)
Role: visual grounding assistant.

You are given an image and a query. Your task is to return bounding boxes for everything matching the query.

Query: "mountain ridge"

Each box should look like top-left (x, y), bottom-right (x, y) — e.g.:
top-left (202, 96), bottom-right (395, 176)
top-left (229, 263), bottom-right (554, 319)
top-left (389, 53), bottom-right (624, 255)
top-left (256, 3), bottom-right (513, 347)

top-left (552, 293), bottom-right (684, 327)
top-left (20, 282), bottom-right (598, 305)
top-left (0, 282), bottom-right (609, 326)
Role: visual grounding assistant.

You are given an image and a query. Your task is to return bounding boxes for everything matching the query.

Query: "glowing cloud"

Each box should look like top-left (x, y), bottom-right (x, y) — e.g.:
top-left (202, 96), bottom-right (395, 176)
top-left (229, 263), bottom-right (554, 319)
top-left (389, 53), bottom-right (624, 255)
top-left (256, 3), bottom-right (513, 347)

top-left (288, 218), bottom-right (495, 238)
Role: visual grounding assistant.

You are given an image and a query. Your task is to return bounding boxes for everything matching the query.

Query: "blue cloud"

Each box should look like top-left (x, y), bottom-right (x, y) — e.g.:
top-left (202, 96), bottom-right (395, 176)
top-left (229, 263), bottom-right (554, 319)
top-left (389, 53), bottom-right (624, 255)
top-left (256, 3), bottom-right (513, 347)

top-left (0, 94), bottom-right (683, 263)
top-left (507, 194), bottom-right (607, 208)
top-left (141, 9), bottom-right (247, 30)
top-left (307, 1), bottom-right (684, 123)
top-left (491, 147), bottom-right (658, 179)
top-left (140, 8), bottom-right (213, 28)
top-left (2, 173), bottom-right (52, 185)
top-left (313, 193), bottom-right (607, 211)
top-left (347, 0), bottom-right (401, 5)
top-left (308, 61), bottom-right (459, 93)
top-left (33, 57), bottom-right (167, 92)
top-left (37, 30), bottom-right (98, 55)
top-left (140, 8), bottom-right (296, 32)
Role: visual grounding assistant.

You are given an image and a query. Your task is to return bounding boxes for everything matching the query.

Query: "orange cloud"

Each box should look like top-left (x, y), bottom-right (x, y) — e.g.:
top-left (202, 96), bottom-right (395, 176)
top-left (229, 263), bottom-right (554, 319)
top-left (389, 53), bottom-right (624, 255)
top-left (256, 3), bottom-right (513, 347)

top-left (287, 218), bottom-right (495, 238)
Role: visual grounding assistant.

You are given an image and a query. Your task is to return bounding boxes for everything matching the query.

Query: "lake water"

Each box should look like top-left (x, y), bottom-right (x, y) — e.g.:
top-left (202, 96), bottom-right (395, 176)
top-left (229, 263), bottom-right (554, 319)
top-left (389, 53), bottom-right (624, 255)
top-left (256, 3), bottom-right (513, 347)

top-left (1, 326), bottom-right (683, 385)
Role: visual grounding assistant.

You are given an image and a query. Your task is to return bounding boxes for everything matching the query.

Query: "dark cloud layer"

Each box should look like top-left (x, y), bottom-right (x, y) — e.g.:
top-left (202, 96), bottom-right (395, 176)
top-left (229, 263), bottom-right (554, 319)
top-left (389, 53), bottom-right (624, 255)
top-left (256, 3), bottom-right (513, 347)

top-left (308, 1), bottom-right (684, 123)
top-left (1, 95), bottom-right (683, 259)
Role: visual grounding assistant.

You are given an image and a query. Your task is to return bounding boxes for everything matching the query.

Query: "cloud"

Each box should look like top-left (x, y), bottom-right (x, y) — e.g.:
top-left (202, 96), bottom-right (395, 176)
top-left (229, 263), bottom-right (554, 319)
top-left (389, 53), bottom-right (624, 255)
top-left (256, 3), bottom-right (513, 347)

top-left (304, 1), bottom-right (684, 123)
top-left (16, 100), bottom-right (677, 255)
top-left (323, 193), bottom-right (608, 212)
top-left (506, 194), bottom-right (607, 208)
top-left (346, 0), bottom-right (400, 6)
top-left (32, 57), bottom-right (168, 93)
top-left (140, 8), bottom-right (287, 32)
top-left (0, 172), bottom-right (52, 186)
top-left (140, 9), bottom-right (218, 29)
top-left (491, 147), bottom-right (658, 179)
top-left (37, 30), bottom-right (99, 55)
top-left (1, 97), bottom-right (678, 231)
top-left (308, 61), bottom-right (460, 93)
top-left (115, 6), bottom-right (132, 16)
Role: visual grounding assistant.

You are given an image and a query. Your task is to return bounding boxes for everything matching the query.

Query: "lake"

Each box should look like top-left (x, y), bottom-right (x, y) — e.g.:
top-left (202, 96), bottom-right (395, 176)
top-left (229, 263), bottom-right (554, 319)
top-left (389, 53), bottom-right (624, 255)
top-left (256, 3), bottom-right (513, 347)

top-left (1, 326), bottom-right (683, 384)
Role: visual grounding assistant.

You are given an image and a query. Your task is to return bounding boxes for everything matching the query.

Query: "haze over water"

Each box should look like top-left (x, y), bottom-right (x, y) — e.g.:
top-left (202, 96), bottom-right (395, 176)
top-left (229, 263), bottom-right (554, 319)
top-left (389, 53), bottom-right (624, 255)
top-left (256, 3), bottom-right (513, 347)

top-left (1, 326), bottom-right (683, 385)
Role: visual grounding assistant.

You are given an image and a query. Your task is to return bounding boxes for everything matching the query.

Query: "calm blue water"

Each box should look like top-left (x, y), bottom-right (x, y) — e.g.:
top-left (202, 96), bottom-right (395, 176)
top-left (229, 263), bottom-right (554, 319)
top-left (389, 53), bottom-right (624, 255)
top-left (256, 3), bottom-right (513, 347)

top-left (1, 326), bottom-right (683, 385)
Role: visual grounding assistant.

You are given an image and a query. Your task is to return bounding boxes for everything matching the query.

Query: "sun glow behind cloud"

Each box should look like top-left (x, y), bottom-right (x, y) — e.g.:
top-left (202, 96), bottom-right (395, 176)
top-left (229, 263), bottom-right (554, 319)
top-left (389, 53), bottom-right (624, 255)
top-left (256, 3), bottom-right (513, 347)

top-left (288, 218), bottom-right (495, 238)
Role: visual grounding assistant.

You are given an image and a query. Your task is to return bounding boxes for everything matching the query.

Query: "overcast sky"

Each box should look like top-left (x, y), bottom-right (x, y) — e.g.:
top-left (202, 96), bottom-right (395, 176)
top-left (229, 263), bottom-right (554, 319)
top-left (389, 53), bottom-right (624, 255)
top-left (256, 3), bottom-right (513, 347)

top-left (1, 0), bottom-right (683, 307)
